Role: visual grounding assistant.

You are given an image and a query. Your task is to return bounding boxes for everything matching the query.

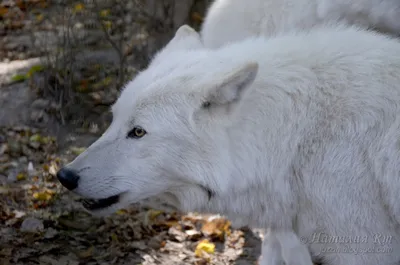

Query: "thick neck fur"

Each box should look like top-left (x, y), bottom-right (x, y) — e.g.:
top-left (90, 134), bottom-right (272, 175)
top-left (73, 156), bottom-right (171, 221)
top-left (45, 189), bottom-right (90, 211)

top-left (172, 25), bottom-right (400, 229)
top-left (143, 25), bottom-right (400, 233)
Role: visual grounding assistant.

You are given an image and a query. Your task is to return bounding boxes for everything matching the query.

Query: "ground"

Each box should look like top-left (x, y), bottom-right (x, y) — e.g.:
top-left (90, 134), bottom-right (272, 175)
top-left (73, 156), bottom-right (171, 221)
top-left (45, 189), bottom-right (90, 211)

top-left (0, 1), bottom-right (264, 264)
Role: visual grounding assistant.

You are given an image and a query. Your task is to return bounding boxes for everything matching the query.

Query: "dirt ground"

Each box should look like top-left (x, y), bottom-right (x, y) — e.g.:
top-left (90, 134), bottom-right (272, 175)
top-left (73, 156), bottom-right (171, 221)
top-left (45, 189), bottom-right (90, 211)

top-left (0, 1), bottom-right (265, 264)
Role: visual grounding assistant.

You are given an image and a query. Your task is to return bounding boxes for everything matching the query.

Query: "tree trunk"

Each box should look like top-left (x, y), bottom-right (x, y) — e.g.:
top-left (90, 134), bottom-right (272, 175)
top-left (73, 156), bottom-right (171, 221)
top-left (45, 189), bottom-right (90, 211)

top-left (139, 0), bottom-right (212, 66)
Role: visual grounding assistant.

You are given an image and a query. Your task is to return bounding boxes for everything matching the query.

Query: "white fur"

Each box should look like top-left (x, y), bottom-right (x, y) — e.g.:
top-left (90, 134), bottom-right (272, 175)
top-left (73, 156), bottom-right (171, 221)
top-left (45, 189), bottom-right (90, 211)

top-left (201, 0), bottom-right (400, 48)
top-left (201, 0), bottom-right (400, 263)
top-left (61, 24), bottom-right (400, 265)
top-left (259, 229), bottom-right (313, 265)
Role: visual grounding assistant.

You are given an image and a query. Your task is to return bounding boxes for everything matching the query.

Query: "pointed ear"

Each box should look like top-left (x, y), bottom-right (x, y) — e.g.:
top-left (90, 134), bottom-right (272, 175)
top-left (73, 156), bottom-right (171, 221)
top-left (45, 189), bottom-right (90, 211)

top-left (149, 25), bottom-right (203, 67)
top-left (174, 25), bottom-right (199, 40)
top-left (204, 62), bottom-right (258, 107)
top-left (166, 25), bottom-right (203, 51)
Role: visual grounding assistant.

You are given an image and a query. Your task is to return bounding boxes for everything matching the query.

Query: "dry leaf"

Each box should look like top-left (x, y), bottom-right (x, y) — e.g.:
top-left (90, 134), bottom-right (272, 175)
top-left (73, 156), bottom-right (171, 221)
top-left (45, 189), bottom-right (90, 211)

top-left (195, 239), bottom-right (215, 257)
top-left (148, 209), bottom-right (163, 221)
top-left (0, 7), bottom-right (8, 18)
top-left (70, 147), bottom-right (86, 155)
top-left (16, 173), bottom-right (26, 181)
top-left (33, 191), bottom-right (52, 201)
top-left (99, 9), bottom-right (110, 17)
top-left (35, 13), bottom-right (43, 22)
top-left (115, 209), bottom-right (127, 215)
top-left (73, 3), bottom-right (84, 13)
top-left (102, 20), bottom-right (112, 30)
top-left (201, 218), bottom-right (231, 241)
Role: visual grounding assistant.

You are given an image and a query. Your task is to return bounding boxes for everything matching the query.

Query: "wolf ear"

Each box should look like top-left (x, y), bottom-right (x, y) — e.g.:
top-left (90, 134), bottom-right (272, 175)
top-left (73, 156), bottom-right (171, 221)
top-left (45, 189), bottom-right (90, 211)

top-left (149, 25), bottom-right (203, 67)
top-left (166, 25), bottom-right (203, 51)
top-left (203, 62), bottom-right (258, 107)
top-left (174, 25), bottom-right (199, 40)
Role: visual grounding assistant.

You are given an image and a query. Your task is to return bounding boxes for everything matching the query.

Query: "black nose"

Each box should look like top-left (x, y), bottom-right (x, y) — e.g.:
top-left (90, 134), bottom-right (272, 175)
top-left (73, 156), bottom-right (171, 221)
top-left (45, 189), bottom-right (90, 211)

top-left (56, 167), bottom-right (80, 190)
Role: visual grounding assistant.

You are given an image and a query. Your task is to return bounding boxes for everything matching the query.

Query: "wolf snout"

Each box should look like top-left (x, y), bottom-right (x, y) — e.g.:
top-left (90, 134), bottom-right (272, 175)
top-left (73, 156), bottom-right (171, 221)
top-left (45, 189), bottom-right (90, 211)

top-left (56, 167), bottom-right (80, 191)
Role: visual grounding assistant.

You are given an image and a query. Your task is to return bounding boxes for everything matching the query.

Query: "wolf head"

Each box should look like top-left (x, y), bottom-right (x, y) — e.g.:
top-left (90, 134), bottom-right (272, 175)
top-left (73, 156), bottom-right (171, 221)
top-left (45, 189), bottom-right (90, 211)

top-left (56, 25), bottom-right (259, 216)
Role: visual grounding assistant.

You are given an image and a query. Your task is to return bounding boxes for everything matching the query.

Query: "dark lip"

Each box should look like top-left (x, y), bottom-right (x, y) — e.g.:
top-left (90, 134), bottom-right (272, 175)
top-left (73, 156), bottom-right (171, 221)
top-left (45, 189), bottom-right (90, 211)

top-left (81, 194), bottom-right (120, 211)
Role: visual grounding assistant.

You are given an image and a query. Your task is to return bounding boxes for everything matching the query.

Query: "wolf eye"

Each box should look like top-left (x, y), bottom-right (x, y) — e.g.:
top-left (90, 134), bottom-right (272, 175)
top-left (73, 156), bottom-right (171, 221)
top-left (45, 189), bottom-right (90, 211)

top-left (127, 126), bottom-right (146, 139)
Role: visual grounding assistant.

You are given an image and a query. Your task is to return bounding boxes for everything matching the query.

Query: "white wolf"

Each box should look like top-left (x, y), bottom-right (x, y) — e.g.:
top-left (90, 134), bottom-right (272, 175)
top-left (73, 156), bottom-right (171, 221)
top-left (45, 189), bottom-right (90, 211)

top-left (201, 0), bottom-right (400, 48)
top-left (201, 0), bottom-right (400, 264)
top-left (57, 24), bottom-right (400, 265)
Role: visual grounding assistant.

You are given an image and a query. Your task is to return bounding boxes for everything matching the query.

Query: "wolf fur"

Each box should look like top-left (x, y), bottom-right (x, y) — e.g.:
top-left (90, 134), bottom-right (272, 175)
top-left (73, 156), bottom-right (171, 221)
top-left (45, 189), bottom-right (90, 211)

top-left (201, 0), bottom-right (400, 48)
top-left (58, 23), bottom-right (400, 265)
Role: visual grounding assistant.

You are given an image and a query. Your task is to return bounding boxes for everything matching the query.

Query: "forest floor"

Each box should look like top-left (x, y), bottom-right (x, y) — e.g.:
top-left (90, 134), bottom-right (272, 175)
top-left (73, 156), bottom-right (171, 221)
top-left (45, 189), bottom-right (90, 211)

top-left (0, 1), bottom-right (264, 264)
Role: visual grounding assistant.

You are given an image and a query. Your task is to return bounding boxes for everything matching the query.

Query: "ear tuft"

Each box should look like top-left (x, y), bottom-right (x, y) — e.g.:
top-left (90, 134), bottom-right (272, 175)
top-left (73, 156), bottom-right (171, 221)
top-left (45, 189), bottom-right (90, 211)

top-left (205, 62), bottom-right (258, 106)
top-left (164, 24), bottom-right (202, 51)
top-left (148, 25), bottom-right (203, 66)
top-left (174, 25), bottom-right (198, 39)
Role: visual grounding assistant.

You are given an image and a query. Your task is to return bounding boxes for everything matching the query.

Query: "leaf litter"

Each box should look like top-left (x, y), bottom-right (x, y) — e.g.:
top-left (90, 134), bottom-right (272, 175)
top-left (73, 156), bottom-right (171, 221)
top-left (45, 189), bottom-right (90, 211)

top-left (0, 1), bottom-right (264, 262)
top-left (0, 125), bottom-right (264, 265)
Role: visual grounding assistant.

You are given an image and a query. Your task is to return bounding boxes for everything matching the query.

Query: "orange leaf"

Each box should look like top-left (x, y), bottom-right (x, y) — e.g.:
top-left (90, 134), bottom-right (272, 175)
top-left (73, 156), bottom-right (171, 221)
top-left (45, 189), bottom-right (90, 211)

top-left (0, 7), bottom-right (9, 18)
top-left (201, 218), bottom-right (231, 241)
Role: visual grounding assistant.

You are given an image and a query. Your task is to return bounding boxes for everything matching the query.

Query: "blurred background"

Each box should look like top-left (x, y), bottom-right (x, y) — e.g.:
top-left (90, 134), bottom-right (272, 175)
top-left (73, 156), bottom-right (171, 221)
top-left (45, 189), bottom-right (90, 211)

top-left (0, 1), bottom-right (264, 264)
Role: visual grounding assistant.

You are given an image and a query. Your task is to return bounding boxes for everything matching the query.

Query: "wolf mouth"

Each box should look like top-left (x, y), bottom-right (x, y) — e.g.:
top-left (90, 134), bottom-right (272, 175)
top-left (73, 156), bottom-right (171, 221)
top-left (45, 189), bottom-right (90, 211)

top-left (81, 194), bottom-right (120, 210)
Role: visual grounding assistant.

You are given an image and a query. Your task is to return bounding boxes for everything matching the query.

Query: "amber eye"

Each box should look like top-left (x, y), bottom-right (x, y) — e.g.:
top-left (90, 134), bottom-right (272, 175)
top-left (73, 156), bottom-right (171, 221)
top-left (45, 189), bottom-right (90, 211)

top-left (127, 126), bottom-right (146, 139)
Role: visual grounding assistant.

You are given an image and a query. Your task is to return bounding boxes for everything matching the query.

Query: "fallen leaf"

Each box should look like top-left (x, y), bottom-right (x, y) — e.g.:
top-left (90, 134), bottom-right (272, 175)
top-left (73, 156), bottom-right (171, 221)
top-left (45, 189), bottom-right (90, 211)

top-left (70, 147), bottom-right (86, 155)
top-left (0, 7), bottom-right (8, 18)
top-left (102, 20), bottom-right (112, 30)
top-left (33, 191), bottom-right (52, 201)
top-left (185, 229), bottom-right (202, 241)
top-left (148, 209), bottom-right (163, 221)
top-left (99, 9), bottom-right (110, 17)
top-left (29, 134), bottom-right (41, 142)
top-left (201, 218), bottom-right (231, 241)
top-left (35, 13), bottom-right (44, 22)
top-left (73, 3), bottom-right (84, 13)
top-left (13, 210), bottom-right (26, 219)
top-left (16, 172), bottom-right (26, 181)
top-left (195, 239), bottom-right (215, 257)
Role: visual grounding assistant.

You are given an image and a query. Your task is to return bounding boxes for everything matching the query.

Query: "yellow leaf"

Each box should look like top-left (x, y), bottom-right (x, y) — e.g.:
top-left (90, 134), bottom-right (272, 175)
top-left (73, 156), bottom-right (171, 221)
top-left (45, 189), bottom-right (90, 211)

top-left (102, 76), bottom-right (112, 86)
top-left (35, 14), bottom-right (44, 22)
top-left (116, 209), bottom-right (127, 215)
top-left (16, 173), bottom-right (26, 181)
top-left (73, 3), bottom-right (85, 12)
top-left (29, 134), bottom-right (41, 142)
top-left (195, 239), bottom-right (215, 257)
top-left (70, 147), bottom-right (86, 155)
top-left (33, 192), bottom-right (52, 201)
top-left (99, 9), bottom-right (110, 17)
top-left (42, 164), bottom-right (49, 171)
top-left (102, 20), bottom-right (112, 30)
top-left (148, 209), bottom-right (163, 220)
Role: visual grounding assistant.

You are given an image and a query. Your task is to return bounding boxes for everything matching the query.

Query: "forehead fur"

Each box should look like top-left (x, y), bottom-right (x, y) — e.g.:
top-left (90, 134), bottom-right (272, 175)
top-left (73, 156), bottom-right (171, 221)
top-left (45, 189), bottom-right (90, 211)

top-left (112, 49), bottom-right (225, 117)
